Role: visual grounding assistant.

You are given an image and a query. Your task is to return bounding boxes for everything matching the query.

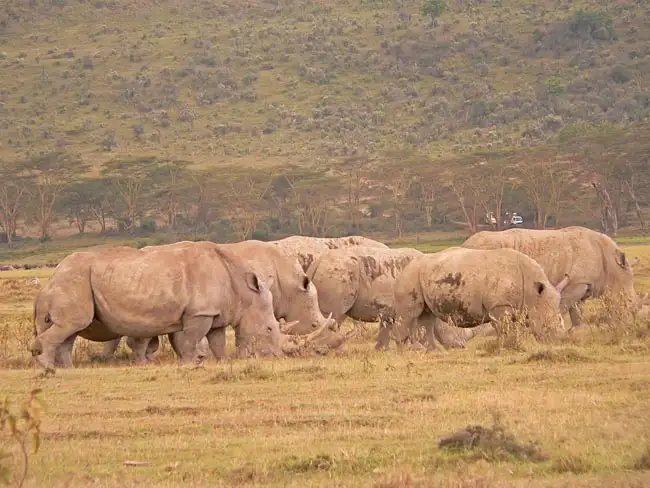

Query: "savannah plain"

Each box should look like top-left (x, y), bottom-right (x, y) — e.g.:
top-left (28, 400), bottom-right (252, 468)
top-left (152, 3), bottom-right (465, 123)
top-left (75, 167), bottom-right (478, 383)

top-left (1, 233), bottom-right (650, 488)
top-left (2, 0), bottom-right (650, 486)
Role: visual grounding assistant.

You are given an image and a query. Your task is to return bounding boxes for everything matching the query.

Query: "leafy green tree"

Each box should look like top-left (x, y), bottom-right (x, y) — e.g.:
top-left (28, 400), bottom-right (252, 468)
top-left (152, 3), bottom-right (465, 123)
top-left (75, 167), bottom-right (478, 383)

top-left (422, 0), bottom-right (447, 27)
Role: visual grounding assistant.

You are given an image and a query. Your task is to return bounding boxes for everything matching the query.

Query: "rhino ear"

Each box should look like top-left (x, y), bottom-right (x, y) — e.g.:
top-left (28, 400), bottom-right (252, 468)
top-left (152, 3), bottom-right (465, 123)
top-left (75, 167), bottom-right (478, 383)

top-left (245, 272), bottom-right (262, 293)
top-left (615, 250), bottom-right (627, 269)
top-left (533, 281), bottom-right (545, 296)
top-left (301, 275), bottom-right (310, 291)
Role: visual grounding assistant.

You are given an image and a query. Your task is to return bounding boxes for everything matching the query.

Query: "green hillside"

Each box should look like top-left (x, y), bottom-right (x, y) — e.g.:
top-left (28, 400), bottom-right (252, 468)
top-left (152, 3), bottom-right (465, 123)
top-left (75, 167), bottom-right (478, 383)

top-left (1, 0), bottom-right (648, 167)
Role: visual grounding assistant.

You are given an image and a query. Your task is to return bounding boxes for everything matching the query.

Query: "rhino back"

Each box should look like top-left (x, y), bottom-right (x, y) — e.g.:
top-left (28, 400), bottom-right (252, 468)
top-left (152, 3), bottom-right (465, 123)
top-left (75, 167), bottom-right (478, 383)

top-left (418, 248), bottom-right (548, 325)
top-left (463, 228), bottom-right (602, 287)
top-left (308, 249), bottom-right (361, 320)
top-left (88, 245), bottom-right (230, 336)
top-left (350, 248), bottom-right (422, 320)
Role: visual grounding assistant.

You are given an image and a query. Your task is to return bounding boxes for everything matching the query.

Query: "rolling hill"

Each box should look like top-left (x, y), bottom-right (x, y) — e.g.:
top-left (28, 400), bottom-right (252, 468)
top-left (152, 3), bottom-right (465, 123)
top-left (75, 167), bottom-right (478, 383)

top-left (1, 0), bottom-right (648, 169)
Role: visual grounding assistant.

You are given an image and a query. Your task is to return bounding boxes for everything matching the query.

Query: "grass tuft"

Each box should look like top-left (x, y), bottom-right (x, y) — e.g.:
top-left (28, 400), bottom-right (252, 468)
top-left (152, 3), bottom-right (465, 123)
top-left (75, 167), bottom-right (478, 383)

top-left (438, 413), bottom-right (548, 463)
top-left (525, 347), bottom-right (593, 364)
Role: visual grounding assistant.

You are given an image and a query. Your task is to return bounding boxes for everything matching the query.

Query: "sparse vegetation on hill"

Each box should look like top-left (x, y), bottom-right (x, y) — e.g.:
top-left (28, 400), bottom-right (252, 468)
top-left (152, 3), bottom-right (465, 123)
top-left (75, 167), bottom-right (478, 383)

top-left (0, 0), bottom-right (649, 245)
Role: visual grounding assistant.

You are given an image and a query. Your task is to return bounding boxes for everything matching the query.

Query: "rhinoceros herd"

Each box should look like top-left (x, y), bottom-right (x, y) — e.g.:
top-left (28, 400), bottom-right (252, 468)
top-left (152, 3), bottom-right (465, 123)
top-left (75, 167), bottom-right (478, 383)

top-left (25, 226), bottom-right (642, 373)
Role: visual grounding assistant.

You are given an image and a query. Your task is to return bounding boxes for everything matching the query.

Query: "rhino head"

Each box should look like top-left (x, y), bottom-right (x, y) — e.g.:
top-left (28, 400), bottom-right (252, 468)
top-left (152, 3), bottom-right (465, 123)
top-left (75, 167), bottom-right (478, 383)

top-left (235, 274), bottom-right (287, 358)
top-left (521, 274), bottom-right (570, 337)
top-left (611, 250), bottom-right (641, 313)
top-left (273, 271), bottom-right (339, 334)
top-left (279, 318), bottom-right (358, 357)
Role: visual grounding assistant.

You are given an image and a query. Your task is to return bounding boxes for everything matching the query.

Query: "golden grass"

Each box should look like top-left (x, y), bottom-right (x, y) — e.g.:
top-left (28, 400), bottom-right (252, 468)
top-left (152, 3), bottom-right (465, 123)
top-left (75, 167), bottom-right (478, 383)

top-left (2, 238), bottom-right (650, 486)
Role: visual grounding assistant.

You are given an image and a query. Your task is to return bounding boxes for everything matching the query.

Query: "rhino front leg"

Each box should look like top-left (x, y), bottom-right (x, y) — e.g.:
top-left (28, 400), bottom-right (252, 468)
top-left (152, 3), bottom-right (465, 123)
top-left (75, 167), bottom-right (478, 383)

top-left (176, 315), bottom-right (213, 365)
top-left (568, 303), bottom-right (585, 329)
top-left (126, 336), bottom-right (159, 364)
top-left (54, 334), bottom-right (77, 368)
top-left (102, 337), bottom-right (123, 359)
top-left (560, 283), bottom-right (592, 329)
top-left (205, 327), bottom-right (227, 361)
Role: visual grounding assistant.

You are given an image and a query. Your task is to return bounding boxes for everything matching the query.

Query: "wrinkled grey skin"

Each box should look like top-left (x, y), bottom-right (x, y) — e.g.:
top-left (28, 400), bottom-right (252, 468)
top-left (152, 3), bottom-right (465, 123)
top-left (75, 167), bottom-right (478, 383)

top-left (382, 247), bottom-right (569, 351)
top-left (100, 240), bottom-right (345, 363)
top-left (462, 226), bottom-right (641, 328)
top-left (306, 245), bottom-right (493, 350)
top-left (270, 235), bottom-right (389, 272)
top-left (31, 242), bottom-right (285, 373)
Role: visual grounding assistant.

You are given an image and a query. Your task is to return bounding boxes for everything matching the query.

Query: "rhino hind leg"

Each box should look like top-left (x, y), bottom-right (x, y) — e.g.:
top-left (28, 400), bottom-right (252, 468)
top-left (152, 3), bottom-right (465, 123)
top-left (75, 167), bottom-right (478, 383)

top-left (30, 323), bottom-right (82, 372)
top-left (423, 319), bottom-right (448, 353)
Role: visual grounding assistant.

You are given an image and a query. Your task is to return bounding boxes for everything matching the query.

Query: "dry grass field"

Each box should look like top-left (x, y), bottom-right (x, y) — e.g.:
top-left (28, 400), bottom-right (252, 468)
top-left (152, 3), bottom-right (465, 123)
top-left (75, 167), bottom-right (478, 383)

top-left (2, 236), bottom-right (650, 487)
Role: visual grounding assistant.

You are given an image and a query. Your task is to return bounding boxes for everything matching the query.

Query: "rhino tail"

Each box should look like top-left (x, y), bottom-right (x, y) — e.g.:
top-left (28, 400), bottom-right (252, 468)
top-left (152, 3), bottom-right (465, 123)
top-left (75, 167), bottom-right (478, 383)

top-left (32, 302), bottom-right (52, 338)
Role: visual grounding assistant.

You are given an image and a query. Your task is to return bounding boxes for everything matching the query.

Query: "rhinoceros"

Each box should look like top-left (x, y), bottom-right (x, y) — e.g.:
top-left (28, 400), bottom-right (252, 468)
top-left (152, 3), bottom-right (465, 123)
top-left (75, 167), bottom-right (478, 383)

top-left (306, 245), bottom-right (494, 351)
top-left (462, 226), bottom-right (640, 328)
top-left (30, 241), bottom-right (319, 372)
top-left (383, 247), bottom-right (570, 351)
top-left (270, 235), bottom-right (389, 272)
top-left (101, 239), bottom-right (347, 363)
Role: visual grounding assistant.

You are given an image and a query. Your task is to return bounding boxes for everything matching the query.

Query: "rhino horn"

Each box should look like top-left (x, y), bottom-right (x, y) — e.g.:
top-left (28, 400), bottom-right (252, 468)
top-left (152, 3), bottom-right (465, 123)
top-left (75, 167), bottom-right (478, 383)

top-left (325, 312), bottom-right (339, 331)
top-left (279, 320), bottom-right (300, 333)
top-left (555, 274), bottom-right (570, 294)
top-left (303, 319), bottom-right (331, 343)
top-left (325, 328), bottom-right (358, 350)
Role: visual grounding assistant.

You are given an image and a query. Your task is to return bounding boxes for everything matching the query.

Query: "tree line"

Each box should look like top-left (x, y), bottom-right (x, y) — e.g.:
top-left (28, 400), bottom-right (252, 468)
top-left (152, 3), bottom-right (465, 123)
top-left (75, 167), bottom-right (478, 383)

top-left (1, 122), bottom-right (649, 245)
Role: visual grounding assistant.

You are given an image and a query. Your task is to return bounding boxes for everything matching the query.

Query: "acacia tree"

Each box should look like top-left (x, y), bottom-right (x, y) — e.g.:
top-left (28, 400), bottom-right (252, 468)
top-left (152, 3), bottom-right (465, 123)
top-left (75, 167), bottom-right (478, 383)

top-left (341, 156), bottom-right (370, 232)
top-left (223, 168), bottom-right (274, 241)
top-left (0, 161), bottom-right (30, 245)
top-left (101, 157), bottom-right (161, 234)
top-left (516, 152), bottom-right (574, 230)
top-left (371, 158), bottom-right (417, 238)
top-left (150, 160), bottom-right (191, 230)
top-left (287, 170), bottom-right (341, 237)
top-left (22, 152), bottom-right (83, 241)
top-left (557, 124), bottom-right (650, 235)
top-left (58, 178), bottom-right (111, 234)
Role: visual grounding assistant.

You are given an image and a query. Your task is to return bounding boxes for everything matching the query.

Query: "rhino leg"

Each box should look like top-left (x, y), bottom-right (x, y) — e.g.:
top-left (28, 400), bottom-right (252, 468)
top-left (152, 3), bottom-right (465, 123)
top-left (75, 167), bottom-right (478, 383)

top-left (205, 327), bottom-right (227, 360)
top-left (30, 323), bottom-right (82, 372)
top-left (54, 334), bottom-right (77, 368)
top-left (423, 319), bottom-right (447, 353)
top-left (145, 336), bottom-right (160, 361)
top-left (102, 337), bottom-right (123, 359)
top-left (560, 283), bottom-right (592, 328)
top-left (375, 307), bottom-right (397, 351)
top-left (568, 304), bottom-right (584, 329)
top-left (126, 336), bottom-right (158, 364)
top-left (175, 315), bottom-right (213, 365)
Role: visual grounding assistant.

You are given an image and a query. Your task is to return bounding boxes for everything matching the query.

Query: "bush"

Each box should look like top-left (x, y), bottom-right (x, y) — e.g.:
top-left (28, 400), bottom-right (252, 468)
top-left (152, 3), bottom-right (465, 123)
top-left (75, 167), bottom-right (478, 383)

top-left (569, 10), bottom-right (616, 41)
